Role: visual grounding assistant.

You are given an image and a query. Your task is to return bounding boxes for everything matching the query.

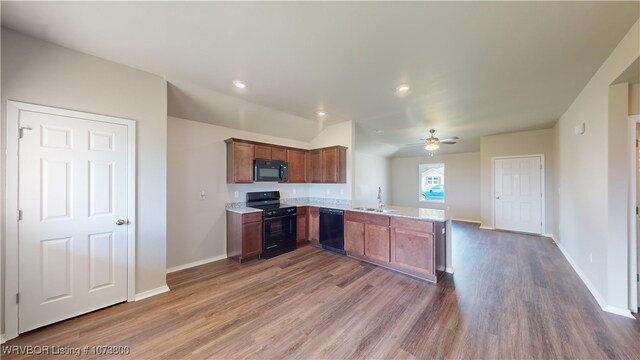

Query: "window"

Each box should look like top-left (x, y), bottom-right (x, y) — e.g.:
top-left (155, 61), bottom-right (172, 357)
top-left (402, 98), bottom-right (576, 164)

top-left (419, 163), bottom-right (445, 202)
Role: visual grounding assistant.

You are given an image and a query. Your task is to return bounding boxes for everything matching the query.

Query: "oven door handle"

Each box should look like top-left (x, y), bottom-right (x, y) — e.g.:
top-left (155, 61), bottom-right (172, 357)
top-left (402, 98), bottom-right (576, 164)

top-left (264, 214), bottom-right (296, 221)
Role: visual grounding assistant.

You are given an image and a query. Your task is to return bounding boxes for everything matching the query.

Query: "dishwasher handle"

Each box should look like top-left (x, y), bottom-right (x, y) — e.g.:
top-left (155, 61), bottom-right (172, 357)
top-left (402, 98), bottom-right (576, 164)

top-left (319, 208), bottom-right (344, 215)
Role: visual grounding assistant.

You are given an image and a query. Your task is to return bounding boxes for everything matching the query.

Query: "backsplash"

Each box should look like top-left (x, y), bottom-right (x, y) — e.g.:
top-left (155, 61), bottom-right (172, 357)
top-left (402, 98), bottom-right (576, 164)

top-left (226, 197), bottom-right (352, 209)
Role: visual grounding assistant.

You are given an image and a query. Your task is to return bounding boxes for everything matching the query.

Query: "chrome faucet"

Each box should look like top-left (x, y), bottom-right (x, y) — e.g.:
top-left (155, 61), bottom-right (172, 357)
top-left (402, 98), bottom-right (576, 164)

top-left (377, 187), bottom-right (383, 209)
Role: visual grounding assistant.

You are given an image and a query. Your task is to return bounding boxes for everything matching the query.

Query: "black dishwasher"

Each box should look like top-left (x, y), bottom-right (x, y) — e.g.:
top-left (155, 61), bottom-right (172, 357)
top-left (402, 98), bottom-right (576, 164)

top-left (319, 208), bottom-right (345, 255)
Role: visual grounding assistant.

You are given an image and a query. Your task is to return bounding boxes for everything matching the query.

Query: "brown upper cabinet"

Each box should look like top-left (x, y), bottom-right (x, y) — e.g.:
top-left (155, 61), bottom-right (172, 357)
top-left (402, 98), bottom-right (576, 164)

top-left (225, 138), bottom-right (347, 184)
top-left (321, 147), bottom-right (347, 183)
top-left (287, 149), bottom-right (307, 183)
top-left (309, 150), bottom-right (323, 183)
top-left (227, 141), bottom-right (254, 183)
top-left (254, 145), bottom-right (271, 160)
top-left (271, 147), bottom-right (287, 161)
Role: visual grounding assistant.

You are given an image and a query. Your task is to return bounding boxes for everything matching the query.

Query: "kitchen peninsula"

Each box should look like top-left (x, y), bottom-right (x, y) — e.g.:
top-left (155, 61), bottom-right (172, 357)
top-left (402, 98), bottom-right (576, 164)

top-left (227, 199), bottom-right (453, 283)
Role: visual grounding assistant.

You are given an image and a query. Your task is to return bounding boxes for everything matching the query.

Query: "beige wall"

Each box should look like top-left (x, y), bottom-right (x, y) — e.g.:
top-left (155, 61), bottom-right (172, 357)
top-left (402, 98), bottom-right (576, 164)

top-left (631, 83), bottom-right (640, 115)
top-left (554, 20), bottom-right (639, 311)
top-left (167, 117), bottom-right (353, 269)
top-left (1, 29), bottom-right (168, 332)
top-left (480, 129), bottom-right (555, 234)
top-left (354, 152), bottom-right (391, 207)
top-left (390, 152), bottom-right (481, 222)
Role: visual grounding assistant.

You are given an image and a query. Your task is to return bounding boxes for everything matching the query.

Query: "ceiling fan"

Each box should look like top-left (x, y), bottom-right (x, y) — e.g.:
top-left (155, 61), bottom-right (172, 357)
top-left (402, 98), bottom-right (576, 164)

top-left (421, 129), bottom-right (459, 150)
top-left (408, 129), bottom-right (459, 155)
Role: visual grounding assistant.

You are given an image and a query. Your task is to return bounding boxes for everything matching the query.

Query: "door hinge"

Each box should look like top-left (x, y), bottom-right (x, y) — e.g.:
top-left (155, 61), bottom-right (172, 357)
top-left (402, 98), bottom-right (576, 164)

top-left (18, 126), bottom-right (32, 139)
top-left (636, 139), bottom-right (638, 148)
top-left (637, 274), bottom-right (639, 282)
top-left (16, 293), bottom-right (20, 304)
top-left (637, 206), bottom-right (638, 216)
top-left (18, 210), bottom-right (23, 221)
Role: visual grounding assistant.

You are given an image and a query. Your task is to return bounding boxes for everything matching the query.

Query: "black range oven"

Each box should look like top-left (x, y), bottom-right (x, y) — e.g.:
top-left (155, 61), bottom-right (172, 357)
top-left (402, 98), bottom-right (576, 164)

top-left (246, 191), bottom-right (297, 259)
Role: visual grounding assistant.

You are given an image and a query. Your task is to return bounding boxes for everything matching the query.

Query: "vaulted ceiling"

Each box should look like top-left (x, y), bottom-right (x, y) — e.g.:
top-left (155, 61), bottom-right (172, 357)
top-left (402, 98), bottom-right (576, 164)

top-left (2, 1), bottom-right (638, 156)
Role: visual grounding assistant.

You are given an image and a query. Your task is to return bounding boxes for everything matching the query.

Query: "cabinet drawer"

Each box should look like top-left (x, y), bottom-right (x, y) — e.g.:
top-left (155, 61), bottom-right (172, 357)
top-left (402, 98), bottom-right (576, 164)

top-left (243, 212), bottom-right (263, 224)
top-left (390, 217), bottom-right (433, 234)
top-left (345, 211), bottom-right (390, 227)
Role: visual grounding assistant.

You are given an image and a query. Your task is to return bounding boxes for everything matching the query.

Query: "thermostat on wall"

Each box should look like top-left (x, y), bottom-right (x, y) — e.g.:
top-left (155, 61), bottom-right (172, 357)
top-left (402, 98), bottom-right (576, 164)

top-left (574, 123), bottom-right (585, 135)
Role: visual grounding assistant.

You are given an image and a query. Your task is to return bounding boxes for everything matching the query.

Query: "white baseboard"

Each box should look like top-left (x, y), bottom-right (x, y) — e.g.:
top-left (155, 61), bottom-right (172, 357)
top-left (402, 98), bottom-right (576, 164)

top-left (555, 241), bottom-right (634, 318)
top-left (604, 305), bottom-right (635, 319)
top-left (134, 285), bottom-right (170, 301)
top-left (543, 233), bottom-right (555, 239)
top-left (166, 254), bottom-right (227, 274)
top-left (436, 266), bottom-right (454, 274)
top-left (453, 218), bottom-right (481, 224)
top-left (479, 226), bottom-right (494, 230)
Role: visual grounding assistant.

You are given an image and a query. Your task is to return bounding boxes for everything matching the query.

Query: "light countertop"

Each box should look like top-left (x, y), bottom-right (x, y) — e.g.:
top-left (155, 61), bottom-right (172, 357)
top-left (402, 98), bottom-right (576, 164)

top-left (227, 200), bottom-right (452, 222)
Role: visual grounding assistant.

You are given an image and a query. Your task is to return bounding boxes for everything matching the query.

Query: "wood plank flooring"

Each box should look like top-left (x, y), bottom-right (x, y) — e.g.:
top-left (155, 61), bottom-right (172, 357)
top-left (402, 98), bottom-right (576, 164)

top-left (3, 222), bottom-right (640, 359)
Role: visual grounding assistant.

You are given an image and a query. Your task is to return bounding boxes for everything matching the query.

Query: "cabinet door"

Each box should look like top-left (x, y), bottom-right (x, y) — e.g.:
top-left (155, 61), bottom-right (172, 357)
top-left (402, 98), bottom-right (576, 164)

top-left (242, 221), bottom-right (263, 258)
top-left (296, 207), bottom-right (308, 242)
top-left (308, 207), bottom-right (320, 243)
top-left (254, 145), bottom-right (271, 160)
top-left (272, 147), bottom-right (287, 161)
top-left (233, 142), bottom-right (254, 183)
top-left (309, 150), bottom-right (323, 183)
top-left (322, 148), bottom-right (338, 183)
top-left (364, 224), bottom-right (390, 262)
top-left (391, 228), bottom-right (434, 276)
top-left (344, 220), bottom-right (365, 256)
top-left (287, 149), bottom-right (306, 183)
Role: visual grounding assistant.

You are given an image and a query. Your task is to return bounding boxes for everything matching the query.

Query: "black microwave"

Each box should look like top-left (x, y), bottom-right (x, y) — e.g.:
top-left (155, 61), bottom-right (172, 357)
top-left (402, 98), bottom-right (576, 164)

top-left (254, 160), bottom-right (288, 182)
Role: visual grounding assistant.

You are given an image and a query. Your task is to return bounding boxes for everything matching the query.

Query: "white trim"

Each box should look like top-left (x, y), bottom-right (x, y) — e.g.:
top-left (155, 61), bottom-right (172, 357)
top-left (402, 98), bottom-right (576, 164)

top-left (543, 233), bottom-right (555, 239)
top-left (167, 254), bottom-right (227, 273)
top-left (1, 334), bottom-right (6, 344)
top-left (604, 305), bottom-right (635, 319)
top-left (479, 226), bottom-right (495, 230)
top-left (445, 267), bottom-right (454, 274)
top-left (628, 115), bottom-right (639, 313)
top-left (452, 218), bottom-right (481, 224)
top-left (491, 154), bottom-right (545, 235)
top-left (4, 101), bottom-right (137, 339)
top-left (134, 285), bottom-right (170, 301)
top-left (556, 240), bottom-right (634, 318)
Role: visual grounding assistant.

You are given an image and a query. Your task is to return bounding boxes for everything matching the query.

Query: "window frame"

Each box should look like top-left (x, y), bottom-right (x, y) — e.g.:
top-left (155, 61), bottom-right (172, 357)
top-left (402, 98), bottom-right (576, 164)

top-left (419, 163), bottom-right (445, 203)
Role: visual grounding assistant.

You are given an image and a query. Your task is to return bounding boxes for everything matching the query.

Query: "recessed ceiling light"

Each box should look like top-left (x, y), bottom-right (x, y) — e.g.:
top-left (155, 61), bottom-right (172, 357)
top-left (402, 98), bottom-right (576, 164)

top-left (317, 111), bottom-right (326, 116)
top-left (397, 84), bottom-right (410, 93)
top-left (233, 80), bottom-right (246, 89)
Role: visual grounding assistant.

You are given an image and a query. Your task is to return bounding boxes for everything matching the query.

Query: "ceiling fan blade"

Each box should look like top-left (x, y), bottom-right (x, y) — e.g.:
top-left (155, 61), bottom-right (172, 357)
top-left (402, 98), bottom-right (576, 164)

top-left (440, 141), bottom-right (458, 145)
top-left (439, 137), bottom-right (459, 142)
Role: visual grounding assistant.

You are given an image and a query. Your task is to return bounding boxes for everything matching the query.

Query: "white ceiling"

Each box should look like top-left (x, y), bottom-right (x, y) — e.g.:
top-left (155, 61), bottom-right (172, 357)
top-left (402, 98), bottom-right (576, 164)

top-left (2, 2), bottom-right (639, 156)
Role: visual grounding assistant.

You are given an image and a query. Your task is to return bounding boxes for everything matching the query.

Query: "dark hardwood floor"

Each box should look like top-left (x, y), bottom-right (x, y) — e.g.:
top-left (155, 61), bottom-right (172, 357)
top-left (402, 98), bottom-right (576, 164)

top-left (3, 222), bottom-right (640, 359)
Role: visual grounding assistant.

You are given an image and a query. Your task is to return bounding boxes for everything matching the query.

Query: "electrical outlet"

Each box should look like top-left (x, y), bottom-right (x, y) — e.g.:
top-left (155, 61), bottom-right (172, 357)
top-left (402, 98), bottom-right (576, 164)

top-left (199, 190), bottom-right (206, 200)
top-left (590, 252), bottom-right (593, 263)
top-left (340, 189), bottom-right (344, 195)
top-left (293, 189), bottom-right (297, 195)
top-left (234, 191), bottom-right (239, 198)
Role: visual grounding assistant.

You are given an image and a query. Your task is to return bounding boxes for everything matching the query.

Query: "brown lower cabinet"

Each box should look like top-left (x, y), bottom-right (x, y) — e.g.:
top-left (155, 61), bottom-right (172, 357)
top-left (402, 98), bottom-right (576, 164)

top-left (227, 211), bottom-right (262, 263)
top-left (296, 206), bottom-right (308, 243)
top-left (308, 206), bottom-right (320, 243)
top-left (344, 210), bottom-right (443, 282)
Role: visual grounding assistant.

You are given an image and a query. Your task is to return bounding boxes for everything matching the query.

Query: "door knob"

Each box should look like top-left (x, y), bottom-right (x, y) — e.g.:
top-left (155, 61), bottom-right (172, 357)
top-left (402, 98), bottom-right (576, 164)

top-left (495, 196), bottom-right (500, 200)
top-left (116, 219), bottom-right (128, 226)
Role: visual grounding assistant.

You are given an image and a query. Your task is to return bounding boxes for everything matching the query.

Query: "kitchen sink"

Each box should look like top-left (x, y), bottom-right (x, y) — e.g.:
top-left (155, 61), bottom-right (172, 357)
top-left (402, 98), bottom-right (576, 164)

top-left (352, 207), bottom-right (395, 214)
top-left (352, 207), bottom-right (376, 211)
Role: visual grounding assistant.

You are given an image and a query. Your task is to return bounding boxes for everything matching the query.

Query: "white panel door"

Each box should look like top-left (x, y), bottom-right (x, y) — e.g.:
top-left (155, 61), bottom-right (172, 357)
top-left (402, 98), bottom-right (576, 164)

top-left (18, 109), bottom-right (128, 333)
top-left (494, 156), bottom-right (542, 234)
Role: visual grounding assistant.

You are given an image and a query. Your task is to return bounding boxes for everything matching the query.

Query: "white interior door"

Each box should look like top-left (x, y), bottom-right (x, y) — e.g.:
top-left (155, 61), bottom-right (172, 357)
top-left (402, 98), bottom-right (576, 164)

top-left (494, 156), bottom-right (543, 234)
top-left (18, 109), bottom-right (129, 333)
